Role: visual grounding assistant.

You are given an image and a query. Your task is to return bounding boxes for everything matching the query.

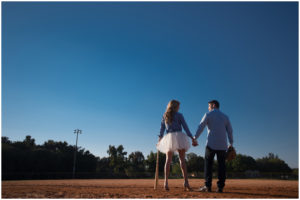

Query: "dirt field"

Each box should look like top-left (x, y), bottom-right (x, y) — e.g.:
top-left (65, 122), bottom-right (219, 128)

top-left (2, 179), bottom-right (298, 198)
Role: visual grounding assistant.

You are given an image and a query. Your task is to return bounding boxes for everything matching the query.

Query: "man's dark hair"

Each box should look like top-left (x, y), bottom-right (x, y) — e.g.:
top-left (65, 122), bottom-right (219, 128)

top-left (208, 100), bottom-right (220, 108)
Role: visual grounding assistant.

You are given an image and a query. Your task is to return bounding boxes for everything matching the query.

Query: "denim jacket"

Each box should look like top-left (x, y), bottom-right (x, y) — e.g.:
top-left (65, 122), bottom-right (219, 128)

top-left (159, 112), bottom-right (193, 138)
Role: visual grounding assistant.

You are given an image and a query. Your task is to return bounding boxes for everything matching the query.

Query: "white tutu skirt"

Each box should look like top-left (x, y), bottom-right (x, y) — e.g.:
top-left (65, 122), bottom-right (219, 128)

top-left (156, 132), bottom-right (191, 154)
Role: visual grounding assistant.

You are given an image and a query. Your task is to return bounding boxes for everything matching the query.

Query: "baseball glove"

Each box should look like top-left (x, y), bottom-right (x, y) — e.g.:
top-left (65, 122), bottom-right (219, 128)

top-left (226, 146), bottom-right (236, 161)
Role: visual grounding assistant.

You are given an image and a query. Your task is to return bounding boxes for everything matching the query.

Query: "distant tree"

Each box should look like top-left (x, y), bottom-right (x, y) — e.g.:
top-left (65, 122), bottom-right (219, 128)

top-left (128, 151), bottom-right (145, 171)
top-left (172, 154), bottom-right (179, 164)
top-left (2, 136), bottom-right (296, 180)
top-left (126, 151), bottom-right (145, 177)
top-left (77, 148), bottom-right (98, 172)
top-left (129, 151), bottom-right (144, 163)
top-left (97, 157), bottom-right (112, 176)
top-left (2, 136), bottom-right (11, 144)
top-left (2, 138), bottom-right (18, 173)
top-left (43, 140), bottom-right (58, 151)
top-left (170, 154), bottom-right (180, 175)
top-left (267, 153), bottom-right (278, 159)
top-left (107, 145), bottom-right (127, 174)
top-left (2, 136), bottom-right (98, 180)
top-left (256, 153), bottom-right (291, 173)
top-left (292, 168), bottom-right (298, 176)
top-left (171, 163), bottom-right (181, 176)
top-left (228, 154), bottom-right (257, 172)
top-left (23, 135), bottom-right (35, 147)
top-left (145, 151), bottom-right (166, 174)
top-left (186, 153), bottom-right (204, 173)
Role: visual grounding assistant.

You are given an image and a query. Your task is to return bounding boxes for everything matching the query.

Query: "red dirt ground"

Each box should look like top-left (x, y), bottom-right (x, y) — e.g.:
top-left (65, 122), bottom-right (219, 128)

top-left (2, 179), bottom-right (298, 198)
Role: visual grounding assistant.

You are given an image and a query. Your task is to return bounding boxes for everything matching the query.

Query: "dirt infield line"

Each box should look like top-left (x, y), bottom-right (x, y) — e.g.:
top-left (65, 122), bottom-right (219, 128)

top-left (2, 179), bottom-right (298, 198)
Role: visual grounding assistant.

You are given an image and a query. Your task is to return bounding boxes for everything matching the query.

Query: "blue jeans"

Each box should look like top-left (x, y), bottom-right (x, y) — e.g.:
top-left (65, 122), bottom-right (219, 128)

top-left (204, 146), bottom-right (226, 189)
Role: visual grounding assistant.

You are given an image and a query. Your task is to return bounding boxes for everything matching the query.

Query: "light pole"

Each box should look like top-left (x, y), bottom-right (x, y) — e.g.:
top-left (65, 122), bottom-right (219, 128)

top-left (73, 129), bottom-right (82, 179)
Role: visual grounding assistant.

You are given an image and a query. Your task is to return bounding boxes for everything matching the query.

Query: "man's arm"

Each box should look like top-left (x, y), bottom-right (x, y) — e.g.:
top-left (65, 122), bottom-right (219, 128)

top-left (226, 117), bottom-right (233, 146)
top-left (194, 113), bottom-right (208, 140)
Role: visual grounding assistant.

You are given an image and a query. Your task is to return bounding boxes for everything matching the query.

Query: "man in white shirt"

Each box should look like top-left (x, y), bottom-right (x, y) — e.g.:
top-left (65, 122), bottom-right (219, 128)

top-left (193, 100), bottom-right (233, 193)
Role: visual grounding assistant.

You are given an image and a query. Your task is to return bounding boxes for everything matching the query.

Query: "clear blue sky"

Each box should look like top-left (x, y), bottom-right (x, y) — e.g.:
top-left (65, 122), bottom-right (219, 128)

top-left (2, 2), bottom-right (298, 168)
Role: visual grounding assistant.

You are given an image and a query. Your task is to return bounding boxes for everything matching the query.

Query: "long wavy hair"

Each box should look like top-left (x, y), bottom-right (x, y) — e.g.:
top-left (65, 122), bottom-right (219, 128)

top-left (164, 100), bottom-right (180, 125)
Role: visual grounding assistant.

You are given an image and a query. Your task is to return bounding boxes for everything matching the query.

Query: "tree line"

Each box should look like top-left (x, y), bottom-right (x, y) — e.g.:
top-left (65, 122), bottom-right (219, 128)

top-left (2, 136), bottom-right (297, 180)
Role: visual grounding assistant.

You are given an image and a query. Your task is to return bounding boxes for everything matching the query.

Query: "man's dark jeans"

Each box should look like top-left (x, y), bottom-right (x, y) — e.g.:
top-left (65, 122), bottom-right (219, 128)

top-left (204, 146), bottom-right (226, 189)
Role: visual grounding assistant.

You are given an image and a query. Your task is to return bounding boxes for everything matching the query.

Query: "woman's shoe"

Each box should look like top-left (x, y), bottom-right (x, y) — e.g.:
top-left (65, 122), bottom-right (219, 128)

top-left (183, 183), bottom-right (192, 191)
top-left (164, 185), bottom-right (170, 191)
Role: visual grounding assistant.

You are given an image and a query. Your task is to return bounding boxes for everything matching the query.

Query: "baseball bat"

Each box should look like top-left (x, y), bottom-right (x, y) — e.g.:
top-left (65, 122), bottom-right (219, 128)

top-left (154, 150), bottom-right (159, 190)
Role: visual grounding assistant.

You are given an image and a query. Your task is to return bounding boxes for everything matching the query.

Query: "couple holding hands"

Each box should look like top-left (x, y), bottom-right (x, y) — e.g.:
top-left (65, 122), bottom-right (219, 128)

top-left (157, 99), bottom-right (233, 193)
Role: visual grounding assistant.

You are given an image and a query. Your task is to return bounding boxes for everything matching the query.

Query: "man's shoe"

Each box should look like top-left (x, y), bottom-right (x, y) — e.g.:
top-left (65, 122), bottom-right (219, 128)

top-left (216, 188), bottom-right (223, 193)
top-left (196, 186), bottom-right (211, 192)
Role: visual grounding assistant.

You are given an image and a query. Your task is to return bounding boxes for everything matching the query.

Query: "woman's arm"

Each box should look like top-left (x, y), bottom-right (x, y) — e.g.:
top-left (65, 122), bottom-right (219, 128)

top-left (159, 116), bottom-right (166, 138)
top-left (179, 113), bottom-right (193, 139)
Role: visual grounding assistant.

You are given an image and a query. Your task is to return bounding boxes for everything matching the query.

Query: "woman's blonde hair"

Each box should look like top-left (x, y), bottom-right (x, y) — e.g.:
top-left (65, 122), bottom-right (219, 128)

top-left (164, 100), bottom-right (180, 125)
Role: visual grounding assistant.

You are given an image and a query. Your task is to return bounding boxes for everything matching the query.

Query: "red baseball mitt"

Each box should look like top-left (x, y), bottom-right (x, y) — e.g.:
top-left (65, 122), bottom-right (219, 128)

top-left (226, 146), bottom-right (236, 161)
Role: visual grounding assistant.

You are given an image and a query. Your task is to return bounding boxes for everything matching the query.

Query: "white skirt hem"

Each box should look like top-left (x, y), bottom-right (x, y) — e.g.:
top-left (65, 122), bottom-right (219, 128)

top-left (156, 132), bottom-right (191, 154)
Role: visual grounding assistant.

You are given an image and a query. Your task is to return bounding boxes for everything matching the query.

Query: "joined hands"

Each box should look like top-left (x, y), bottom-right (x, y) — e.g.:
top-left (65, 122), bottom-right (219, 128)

top-left (192, 137), bottom-right (198, 147)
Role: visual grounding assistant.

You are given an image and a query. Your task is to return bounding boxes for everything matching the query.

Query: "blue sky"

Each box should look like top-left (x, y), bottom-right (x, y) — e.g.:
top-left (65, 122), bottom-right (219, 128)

top-left (2, 2), bottom-right (298, 168)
